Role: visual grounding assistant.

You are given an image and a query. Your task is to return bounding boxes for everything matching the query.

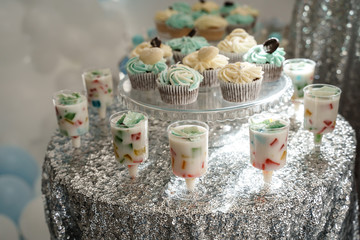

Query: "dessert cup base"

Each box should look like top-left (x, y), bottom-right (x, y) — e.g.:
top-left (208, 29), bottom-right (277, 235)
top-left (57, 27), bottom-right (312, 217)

top-left (262, 170), bottom-right (273, 184)
top-left (71, 136), bottom-right (81, 148)
top-left (98, 107), bottom-right (106, 119)
top-left (128, 164), bottom-right (139, 179)
top-left (165, 177), bottom-right (207, 201)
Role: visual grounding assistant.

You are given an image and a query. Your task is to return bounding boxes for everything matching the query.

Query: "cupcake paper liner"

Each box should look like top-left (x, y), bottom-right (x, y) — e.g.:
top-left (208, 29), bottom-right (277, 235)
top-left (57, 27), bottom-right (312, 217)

top-left (173, 51), bottom-right (187, 63)
top-left (196, 27), bottom-right (226, 41)
top-left (256, 63), bottom-right (283, 82)
top-left (157, 81), bottom-right (199, 105)
top-left (220, 51), bottom-right (245, 63)
top-left (200, 69), bottom-right (219, 89)
top-left (220, 78), bottom-right (263, 102)
top-left (128, 72), bottom-right (158, 90)
top-left (168, 27), bottom-right (192, 38)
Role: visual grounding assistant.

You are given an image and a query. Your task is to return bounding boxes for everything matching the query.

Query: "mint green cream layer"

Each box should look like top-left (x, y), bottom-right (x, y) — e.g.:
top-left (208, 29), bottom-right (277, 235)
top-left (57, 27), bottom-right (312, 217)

top-left (158, 64), bottom-right (203, 90)
top-left (166, 36), bottom-right (209, 54)
top-left (226, 14), bottom-right (254, 25)
top-left (172, 2), bottom-right (192, 14)
top-left (126, 57), bottom-right (167, 75)
top-left (165, 13), bottom-right (194, 29)
top-left (243, 45), bottom-right (286, 67)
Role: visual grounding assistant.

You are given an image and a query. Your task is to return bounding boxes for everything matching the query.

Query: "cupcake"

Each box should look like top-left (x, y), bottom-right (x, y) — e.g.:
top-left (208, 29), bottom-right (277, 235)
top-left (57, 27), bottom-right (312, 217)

top-left (226, 5), bottom-right (258, 33)
top-left (157, 64), bottom-right (203, 104)
top-left (130, 37), bottom-right (173, 65)
top-left (172, 2), bottom-right (192, 14)
top-left (183, 46), bottom-right (229, 88)
top-left (219, 1), bottom-right (238, 17)
top-left (218, 62), bottom-right (263, 102)
top-left (154, 7), bottom-right (178, 38)
top-left (192, 0), bottom-right (219, 12)
top-left (194, 15), bottom-right (228, 41)
top-left (165, 13), bottom-right (194, 38)
top-left (166, 30), bottom-right (210, 63)
top-left (126, 48), bottom-right (167, 90)
top-left (217, 28), bottom-right (257, 63)
top-left (243, 38), bottom-right (285, 82)
top-left (191, 0), bottom-right (220, 20)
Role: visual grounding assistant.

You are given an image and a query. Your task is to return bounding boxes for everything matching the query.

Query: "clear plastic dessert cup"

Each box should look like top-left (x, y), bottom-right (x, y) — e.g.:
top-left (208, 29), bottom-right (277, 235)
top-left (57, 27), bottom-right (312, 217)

top-left (110, 111), bottom-right (148, 179)
top-left (249, 114), bottom-right (290, 183)
top-left (82, 68), bottom-right (114, 119)
top-left (283, 58), bottom-right (316, 100)
top-left (303, 84), bottom-right (341, 153)
top-left (167, 120), bottom-right (209, 196)
top-left (53, 90), bottom-right (89, 148)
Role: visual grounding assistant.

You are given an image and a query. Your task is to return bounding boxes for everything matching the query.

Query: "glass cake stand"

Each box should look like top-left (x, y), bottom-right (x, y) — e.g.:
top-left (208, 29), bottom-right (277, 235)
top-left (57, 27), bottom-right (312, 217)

top-left (118, 74), bottom-right (294, 122)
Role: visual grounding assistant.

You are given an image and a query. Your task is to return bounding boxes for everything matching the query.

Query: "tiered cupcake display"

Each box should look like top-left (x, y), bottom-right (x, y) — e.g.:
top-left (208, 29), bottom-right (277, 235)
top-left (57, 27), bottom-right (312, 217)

top-left (153, 0), bottom-right (260, 41)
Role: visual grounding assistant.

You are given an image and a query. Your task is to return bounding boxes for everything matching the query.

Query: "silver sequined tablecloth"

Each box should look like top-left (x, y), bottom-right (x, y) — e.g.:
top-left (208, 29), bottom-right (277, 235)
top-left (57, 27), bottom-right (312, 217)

top-left (42, 99), bottom-right (359, 239)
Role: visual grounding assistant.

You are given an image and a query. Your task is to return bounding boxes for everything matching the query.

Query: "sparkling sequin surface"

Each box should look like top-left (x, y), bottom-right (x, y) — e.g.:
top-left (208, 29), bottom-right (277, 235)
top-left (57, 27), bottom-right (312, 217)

top-left (43, 99), bottom-right (359, 239)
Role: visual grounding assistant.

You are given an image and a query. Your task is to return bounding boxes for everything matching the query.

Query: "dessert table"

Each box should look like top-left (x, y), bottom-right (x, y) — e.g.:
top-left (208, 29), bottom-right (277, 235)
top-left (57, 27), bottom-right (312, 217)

top-left (42, 90), bottom-right (359, 239)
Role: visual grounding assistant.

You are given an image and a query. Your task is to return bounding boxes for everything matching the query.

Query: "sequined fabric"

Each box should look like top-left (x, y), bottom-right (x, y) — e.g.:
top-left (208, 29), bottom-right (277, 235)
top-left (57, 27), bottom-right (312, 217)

top-left (42, 99), bottom-right (359, 239)
top-left (287, 0), bottom-right (360, 228)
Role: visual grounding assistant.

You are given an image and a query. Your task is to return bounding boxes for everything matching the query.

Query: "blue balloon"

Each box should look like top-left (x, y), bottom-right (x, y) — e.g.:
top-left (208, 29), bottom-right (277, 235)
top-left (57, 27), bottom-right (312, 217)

top-left (0, 175), bottom-right (33, 223)
top-left (131, 34), bottom-right (144, 47)
top-left (147, 28), bottom-right (157, 39)
top-left (0, 145), bottom-right (40, 187)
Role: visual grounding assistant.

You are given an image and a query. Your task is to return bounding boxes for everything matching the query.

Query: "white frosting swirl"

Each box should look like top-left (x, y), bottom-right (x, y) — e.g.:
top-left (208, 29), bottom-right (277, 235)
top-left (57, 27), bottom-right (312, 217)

top-left (218, 62), bottom-right (263, 83)
top-left (230, 5), bottom-right (259, 16)
top-left (183, 46), bottom-right (229, 73)
top-left (130, 42), bottom-right (173, 58)
top-left (217, 28), bottom-right (257, 54)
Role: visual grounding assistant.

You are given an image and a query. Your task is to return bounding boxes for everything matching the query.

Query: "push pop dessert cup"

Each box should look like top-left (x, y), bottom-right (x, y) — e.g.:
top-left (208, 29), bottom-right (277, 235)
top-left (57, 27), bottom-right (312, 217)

top-left (53, 90), bottom-right (89, 148)
top-left (82, 68), bottom-right (113, 119)
top-left (167, 120), bottom-right (209, 196)
top-left (283, 58), bottom-right (316, 99)
top-left (110, 111), bottom-right (148, 179)
top-left (303, 84), bottom-right (341, 152)
top-left (249, 114), bottom-right (290, 183)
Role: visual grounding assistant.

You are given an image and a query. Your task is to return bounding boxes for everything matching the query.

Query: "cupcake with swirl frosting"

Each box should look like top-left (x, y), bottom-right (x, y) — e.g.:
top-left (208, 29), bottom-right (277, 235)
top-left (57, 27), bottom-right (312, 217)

top-left (217, 28), bottom-right (257, 63)
top-left (130, 37), bottom-right (173, 66)
top-left (194, 15), bottom-right (228, 41)
top-left (126, 48), bottom-right (167, 90)
top-left (154, 7), bottom-right (178, 38)
top-left (165, 13), bottom-right (194, 38)
top-left (183, 46), bottom-right (229, 88)
top-left (157, 64), bottom-right (203, 104)
top-left (226, 5), bottom-right (258, 33)
top-left (166, 30), bottom-right (210, 63)
top-left (218, 62), bottom-right (263, 102)
top-left (243, 38), bottom-right (285, 82)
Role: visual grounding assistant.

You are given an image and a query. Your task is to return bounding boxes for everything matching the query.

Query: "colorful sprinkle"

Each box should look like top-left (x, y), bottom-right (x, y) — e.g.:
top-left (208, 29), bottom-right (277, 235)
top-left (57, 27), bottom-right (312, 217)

top-left (280, 144), bottom-right (285, 150)
top-left (270, 138), bottom-right (278, 146)
top-left (323, 120), bottom-right (332, 126)
top-left (265, 158), bottom-right (280, 166)
top-left (92, 100), bottom-right (101, 108)
top-left (201, 161), bottom-right (205, 168)
top-left (182, 160), bottom-right (186, 169)
top-left (281, 151), bottom-right (287, 160)
top-left (64, 119), bottom-right (75, 125)
top-left (192, 147), bottom-right (201, 157)
top-left (318, 127), bottom-right (327, 134)
top-left (329, 103), bottom-right (333, 109)
top-left (170, 148), bottom-right (176, 157)
top-left (305, 109), bottom-right (312, 117)
top-left (124, 154), bottom-right (132, 161)
top-left (131, 132), bottom-right (141, 141)
top-left (64, 112), bottom-right (76, 121)
top-left (134, 147), bottom-right (146, 156)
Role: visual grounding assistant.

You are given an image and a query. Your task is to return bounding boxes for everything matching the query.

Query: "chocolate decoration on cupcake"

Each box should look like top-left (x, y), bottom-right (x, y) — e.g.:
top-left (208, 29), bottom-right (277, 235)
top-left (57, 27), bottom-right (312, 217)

top-left (187, 29), bottom-right (197, 37)
top-left (224, 1), bottom-right (234, 6)
top-left (200, 0), bottom-right (206, 3)
top-left (150, 37), bottom-right (162, 48)
top-left (169, 6), bottom-right (173, 10)
top-left (263, 38), bottom-right (279, 54)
